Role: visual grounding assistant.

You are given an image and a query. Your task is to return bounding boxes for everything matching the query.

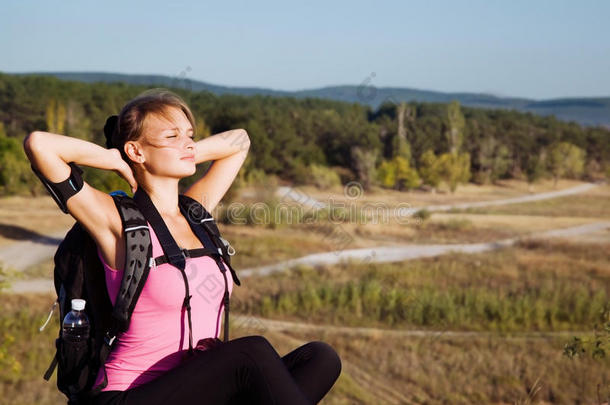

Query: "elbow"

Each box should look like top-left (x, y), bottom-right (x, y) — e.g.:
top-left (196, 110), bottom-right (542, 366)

top-left (239, 129), bottom-right (251, 148)
top-left (23, 131), bottom-right (43, 159)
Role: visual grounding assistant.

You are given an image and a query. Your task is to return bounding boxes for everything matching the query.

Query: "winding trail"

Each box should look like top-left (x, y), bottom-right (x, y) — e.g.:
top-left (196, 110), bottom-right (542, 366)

top-left (239, 221), bottom-right (610, 278)
top-left (277, 181), bottom-right (602, 214)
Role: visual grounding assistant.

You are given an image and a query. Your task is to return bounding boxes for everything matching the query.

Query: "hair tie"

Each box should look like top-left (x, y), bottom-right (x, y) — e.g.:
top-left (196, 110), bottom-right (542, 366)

top-left (103, 115), bottom-right (119, 149)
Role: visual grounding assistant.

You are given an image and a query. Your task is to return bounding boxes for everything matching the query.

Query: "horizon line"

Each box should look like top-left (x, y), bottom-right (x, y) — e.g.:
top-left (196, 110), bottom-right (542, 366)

top-left (4, 69), bottom-right (610, 102)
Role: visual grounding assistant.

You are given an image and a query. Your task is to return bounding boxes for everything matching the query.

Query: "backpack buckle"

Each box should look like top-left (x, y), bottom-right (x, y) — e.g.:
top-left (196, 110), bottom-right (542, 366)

top-left (219, 236), bottom-right (236, 256)
top-left (168, 251), bottom-right (187, 263)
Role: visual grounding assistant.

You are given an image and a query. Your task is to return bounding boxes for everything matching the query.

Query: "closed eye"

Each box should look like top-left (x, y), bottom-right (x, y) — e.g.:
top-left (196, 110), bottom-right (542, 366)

top-left (166, 135), bottom-right (194, 139)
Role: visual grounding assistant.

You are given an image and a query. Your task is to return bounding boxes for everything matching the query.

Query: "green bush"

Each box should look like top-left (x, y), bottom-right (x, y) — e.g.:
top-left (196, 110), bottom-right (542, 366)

top-left (413, 209), bottom-right (431, 222)
top-left (309, 164), bottom-right (341, 190)
top-left (0, 132), bottom-right (38, 196)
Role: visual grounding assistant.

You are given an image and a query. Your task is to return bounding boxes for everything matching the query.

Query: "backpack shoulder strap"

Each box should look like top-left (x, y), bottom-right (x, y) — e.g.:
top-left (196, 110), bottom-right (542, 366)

top-left (177, 194), bottom-right (239, 342)
top-left (86, 193), bottom-right (153, 398)
top-left (109, 193), bottom-right (153, 333)
top-left (178, 194), bottom-right (241, 286)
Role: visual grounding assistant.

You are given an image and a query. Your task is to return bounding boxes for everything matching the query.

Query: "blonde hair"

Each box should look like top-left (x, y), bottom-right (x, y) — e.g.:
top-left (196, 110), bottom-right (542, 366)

top-left (106, 89), bottom-right (196, 164)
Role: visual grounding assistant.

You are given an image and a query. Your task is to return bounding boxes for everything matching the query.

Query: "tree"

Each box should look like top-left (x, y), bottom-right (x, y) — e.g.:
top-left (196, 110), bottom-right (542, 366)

top-left (45, 98), bottom-right (66, 134)
top-left (350, 146), bottom-right (378, 191)
top-left (377, 156), bottom-right (420, 190)
top-left (377, 159), bottom-right (396, 189)
top-left (65, 100), bottom-right (91, 139)
top-left (584, 159), bottom-right (604, 181)
top-left (56, 101), bottom-right (66, 134)
top-left (474, 137), bottom-right (511, 184)
top-left (393, 102), bottom-right (413, 161)
top-left (445, 101), bottom-right (465, 154)
top-left (490, 145), bottom-right (511, 183)
top-left (45, 98), bottom-right (56, 132)
top-left (391, 133), bottom-right (411, 162)
top-left (438, 152), bottom-right (471, 193)
top-left (548, 142), bottom-right (585, 186)
top-left (418, 149), bottom-right (442, 191)
top-left (195, 115), bottom-right (212, 139)
top-left (525, 150), bottom-right (547, 190)
top-left (0, 129), bottom-right (36, 195)
top-left (394, 156), bottom-right (420, 190)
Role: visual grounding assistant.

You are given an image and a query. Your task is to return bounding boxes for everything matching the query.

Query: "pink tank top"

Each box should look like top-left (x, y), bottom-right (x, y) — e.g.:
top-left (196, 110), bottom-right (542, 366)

top-left (92, 221), bottom-right (233, 391)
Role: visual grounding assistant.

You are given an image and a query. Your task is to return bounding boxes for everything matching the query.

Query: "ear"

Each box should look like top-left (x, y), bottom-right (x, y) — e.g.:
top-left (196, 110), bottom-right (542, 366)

top-left (124, 140), bottom-right (146, 164)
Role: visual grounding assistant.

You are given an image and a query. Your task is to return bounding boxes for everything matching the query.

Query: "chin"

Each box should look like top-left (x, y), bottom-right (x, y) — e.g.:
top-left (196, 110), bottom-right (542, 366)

top-left (176, 160), bottom-right (197, 174)
top-left (183, 164), bottom-right (197, 176)
top-left (166, 166), bottom-right (196, 179)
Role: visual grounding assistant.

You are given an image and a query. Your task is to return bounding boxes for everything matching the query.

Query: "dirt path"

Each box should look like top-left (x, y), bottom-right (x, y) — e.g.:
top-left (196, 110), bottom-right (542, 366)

top-left (278, 181), bottom-right (602, 215)
top-left (0, 229), bottom-right (67, 271)
top-left (239, 221), bottom-right (610, 277)
top-left (402, 181), bottom-right (601, 214)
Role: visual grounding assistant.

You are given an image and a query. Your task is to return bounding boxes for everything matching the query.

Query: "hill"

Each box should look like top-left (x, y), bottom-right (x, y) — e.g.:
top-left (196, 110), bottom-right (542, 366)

top-left (17, 71), bottom-right (610, 127)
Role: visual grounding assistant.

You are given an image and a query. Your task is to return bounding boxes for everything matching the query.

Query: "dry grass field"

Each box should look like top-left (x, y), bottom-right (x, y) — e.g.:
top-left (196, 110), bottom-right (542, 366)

top-left (1, 179), bottom-right (609, 404)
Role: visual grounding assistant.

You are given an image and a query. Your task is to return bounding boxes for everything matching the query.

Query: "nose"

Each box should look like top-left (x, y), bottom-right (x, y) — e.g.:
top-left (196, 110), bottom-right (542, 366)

top-left (185, 135), bottom-right (195, 150)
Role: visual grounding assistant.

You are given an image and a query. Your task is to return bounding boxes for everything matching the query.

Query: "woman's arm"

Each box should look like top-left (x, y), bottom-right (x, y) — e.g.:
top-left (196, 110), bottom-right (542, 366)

top-left (183, 129), bottom-right (250, 212)
top-left (23, 131), bottom-right (137, 190)
top-left (23, 131), bottom-right (135, 241)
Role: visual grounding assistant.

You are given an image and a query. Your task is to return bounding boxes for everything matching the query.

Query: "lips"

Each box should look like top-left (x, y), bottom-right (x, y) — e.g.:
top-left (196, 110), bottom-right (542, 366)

top-left (181, 155), bottom-right (195, 161)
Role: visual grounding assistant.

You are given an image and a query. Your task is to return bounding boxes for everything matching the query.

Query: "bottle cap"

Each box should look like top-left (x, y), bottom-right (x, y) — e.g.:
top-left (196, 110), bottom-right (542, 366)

top-left (71, 299), bottom-right (86, 311)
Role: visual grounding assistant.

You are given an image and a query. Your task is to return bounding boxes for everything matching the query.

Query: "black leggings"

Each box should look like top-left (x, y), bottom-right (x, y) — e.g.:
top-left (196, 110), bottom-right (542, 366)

top-left (90, 335), bottom-right (342, 405)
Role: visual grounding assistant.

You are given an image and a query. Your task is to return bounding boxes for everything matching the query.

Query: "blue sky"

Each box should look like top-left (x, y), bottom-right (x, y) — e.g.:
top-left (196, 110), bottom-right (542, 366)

top-left (2, 0), bottom-right (609, 100)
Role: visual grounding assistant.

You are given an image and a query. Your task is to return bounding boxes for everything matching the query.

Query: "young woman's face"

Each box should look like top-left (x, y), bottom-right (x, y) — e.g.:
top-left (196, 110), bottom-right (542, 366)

top-left (132, 106), bottom-right (197, 178)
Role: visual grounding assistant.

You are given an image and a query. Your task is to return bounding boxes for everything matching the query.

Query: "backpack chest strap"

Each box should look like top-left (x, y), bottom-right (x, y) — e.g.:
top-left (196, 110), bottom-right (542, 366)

top-left (151, 247), bottom-right (219, 267)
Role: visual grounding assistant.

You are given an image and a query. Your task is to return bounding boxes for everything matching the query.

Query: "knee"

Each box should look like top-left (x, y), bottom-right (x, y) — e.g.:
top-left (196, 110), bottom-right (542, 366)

top-left (239, 335), bottom-right (278, 362)
top-left (309, 341), bottom-right (342, 378)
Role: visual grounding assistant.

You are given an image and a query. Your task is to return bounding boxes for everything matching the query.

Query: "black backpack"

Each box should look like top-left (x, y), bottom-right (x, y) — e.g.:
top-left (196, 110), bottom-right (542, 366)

top-left (41, 188), bottom-right (241, 404)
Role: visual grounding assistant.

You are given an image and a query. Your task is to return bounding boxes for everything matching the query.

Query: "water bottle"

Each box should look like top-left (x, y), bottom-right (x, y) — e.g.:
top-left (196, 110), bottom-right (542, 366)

top-left (62, 299), bottom-right (90, 343)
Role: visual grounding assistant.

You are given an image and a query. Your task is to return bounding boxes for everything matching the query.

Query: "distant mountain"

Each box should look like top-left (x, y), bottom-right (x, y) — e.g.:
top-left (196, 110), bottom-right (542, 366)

top-left (17, 71), bottom-right (610, 127)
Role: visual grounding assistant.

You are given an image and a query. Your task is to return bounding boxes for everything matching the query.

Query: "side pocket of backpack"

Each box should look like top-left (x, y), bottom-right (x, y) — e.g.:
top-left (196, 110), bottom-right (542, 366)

top-left (56, 335), bottom-right (92, 397)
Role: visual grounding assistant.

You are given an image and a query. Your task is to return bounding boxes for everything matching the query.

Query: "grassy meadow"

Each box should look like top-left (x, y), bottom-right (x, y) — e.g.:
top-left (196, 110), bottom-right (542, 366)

top-left (1, 179), bottom-right (609, 404)
top-left (233, 239), bottom-right (609, 333)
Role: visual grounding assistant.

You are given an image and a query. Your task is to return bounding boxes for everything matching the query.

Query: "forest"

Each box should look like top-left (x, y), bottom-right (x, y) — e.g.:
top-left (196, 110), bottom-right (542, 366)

top-left (1, 72), bottom-right (608, 196)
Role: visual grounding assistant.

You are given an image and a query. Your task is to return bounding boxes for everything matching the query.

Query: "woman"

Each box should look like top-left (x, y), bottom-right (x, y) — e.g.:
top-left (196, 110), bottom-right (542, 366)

top-left (24, 89), bottom-right (342, 404)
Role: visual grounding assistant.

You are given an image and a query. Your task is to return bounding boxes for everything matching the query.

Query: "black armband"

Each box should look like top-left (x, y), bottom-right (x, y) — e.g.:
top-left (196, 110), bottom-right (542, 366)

top-left (31, 162), bottom-right (84, 214)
